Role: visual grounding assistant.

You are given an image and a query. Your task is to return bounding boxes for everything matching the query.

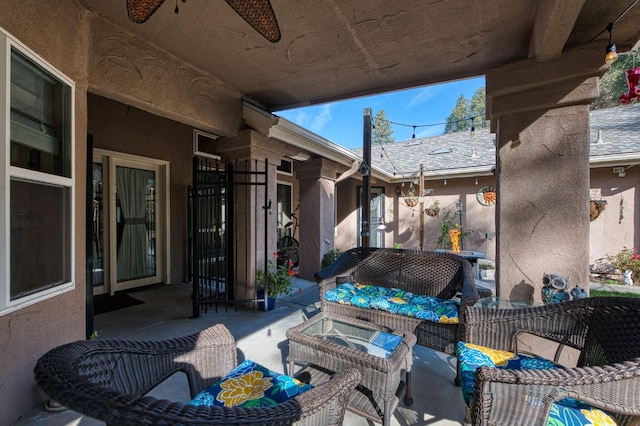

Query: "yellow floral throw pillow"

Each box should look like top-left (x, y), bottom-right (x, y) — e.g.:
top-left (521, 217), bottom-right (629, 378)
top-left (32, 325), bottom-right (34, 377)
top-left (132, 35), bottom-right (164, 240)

top-left (188, 360), bottom-right (313, 408)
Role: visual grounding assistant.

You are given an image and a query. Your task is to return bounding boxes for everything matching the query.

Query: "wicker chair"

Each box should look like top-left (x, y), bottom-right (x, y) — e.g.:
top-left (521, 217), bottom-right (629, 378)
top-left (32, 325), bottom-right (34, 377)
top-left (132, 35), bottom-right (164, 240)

top-left (462, 297), bottom-right (640, 426)
top-left (34, 324), bottom-right (360, 426)
top-left (315, 247), bottom-right (479, 355)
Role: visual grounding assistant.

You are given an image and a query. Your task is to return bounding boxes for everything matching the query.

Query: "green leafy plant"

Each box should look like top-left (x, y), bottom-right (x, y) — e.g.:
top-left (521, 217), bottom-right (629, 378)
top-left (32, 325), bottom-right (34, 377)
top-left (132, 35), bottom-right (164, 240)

top-left (321, 248), bottom-right (343, 268)
top-left (393, 242), bottom-right (402, 249)
top-left (607, 246), bottom-right (640, 285)
top-left (256, 257), bottom-right (294, 298)
top-left (437, 209), bottom-right (472, 249)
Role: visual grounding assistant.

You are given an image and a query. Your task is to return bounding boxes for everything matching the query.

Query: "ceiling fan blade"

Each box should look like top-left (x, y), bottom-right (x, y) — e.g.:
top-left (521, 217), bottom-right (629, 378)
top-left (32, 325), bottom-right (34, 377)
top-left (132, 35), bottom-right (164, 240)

top-left (225, 0), bottom-right (281, 43)
top-left (127, 0), bottom-right (167, 24)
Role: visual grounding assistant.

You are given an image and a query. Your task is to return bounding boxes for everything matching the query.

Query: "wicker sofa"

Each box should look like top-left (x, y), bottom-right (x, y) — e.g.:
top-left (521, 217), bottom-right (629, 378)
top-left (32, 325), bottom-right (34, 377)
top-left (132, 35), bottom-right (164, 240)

top-left (34, 324), bottom-right (360, 426)
top-left (314, 247), bottom-right (479, 355)
top-left (462, 297), bottom-right (640, 425)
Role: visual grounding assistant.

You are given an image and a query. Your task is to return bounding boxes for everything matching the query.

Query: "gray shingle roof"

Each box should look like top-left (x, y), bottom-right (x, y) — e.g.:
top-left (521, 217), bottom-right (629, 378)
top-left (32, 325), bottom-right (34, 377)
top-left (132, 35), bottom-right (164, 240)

top-left (353, 103), bottom-right (640, 176)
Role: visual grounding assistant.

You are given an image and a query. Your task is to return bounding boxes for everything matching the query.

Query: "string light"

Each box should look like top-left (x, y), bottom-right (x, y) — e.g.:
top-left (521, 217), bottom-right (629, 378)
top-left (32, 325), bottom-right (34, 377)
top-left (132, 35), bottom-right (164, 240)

top-left (371, 112), bottom-right (486, 138)
top-left (470, 117), bottom-right (475, 136)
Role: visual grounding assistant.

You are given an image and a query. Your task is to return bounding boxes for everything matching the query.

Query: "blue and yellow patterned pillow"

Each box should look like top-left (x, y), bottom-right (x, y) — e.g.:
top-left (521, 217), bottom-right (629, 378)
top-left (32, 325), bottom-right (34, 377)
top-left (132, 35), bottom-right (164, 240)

top-left (548, 398), bottom-right (617, 426)
top-left (188, 360), bottom-right (313, 408)
top-left (456, 342), bottom-right (617, 425)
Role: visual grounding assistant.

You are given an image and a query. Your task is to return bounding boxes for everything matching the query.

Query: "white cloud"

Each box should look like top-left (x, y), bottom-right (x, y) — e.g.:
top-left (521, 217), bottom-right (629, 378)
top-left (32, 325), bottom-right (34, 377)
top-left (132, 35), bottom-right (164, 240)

top-left (405, 87), bottom-right (440, 110)
top-left (309, 104), bottom-right (334, 133)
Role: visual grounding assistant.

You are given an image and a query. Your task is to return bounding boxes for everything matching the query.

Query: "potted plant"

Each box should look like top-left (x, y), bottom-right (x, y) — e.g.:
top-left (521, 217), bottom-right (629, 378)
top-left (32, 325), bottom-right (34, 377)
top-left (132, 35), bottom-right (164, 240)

top-left (321, 248), bottom-right (343, 268)
top-left (437, 209), bottom-right (472, 250)
top-left (256, 257), bottom-right (294, 310)
top-left (425, 200), bottom-right (440, 217)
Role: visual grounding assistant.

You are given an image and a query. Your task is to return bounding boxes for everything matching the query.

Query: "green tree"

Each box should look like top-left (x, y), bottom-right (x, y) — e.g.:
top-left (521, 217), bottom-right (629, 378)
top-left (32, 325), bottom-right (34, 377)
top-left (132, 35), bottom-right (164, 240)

top-left (372, 109), bottom-right (394, 145)
top-left (470, 87), bottom-right (489, 129)
top-left (592, 52), bottom-right (638, 110)
top-left (445, 95), bottom-right (471, 133)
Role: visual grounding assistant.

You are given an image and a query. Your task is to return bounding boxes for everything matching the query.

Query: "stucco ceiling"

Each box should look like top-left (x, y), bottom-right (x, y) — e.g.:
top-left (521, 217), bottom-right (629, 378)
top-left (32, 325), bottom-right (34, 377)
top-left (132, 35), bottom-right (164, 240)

top-left (80, 0), bottom-right (640, 111)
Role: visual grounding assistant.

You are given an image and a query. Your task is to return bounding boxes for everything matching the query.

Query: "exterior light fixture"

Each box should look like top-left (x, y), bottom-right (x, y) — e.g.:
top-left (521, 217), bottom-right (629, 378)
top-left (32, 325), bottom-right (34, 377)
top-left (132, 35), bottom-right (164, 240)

top-left (605, 23), bottom-right (618, 64)
top-left (475, 177), bottom-right (478, 185)
top-left (443, 178), bottom-right (447, 185)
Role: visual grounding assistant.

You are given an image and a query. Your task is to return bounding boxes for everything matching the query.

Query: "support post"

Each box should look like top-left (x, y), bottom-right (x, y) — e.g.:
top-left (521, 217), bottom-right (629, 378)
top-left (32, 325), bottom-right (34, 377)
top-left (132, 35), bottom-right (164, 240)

top-left (361, 108), bottom-right (372, 247)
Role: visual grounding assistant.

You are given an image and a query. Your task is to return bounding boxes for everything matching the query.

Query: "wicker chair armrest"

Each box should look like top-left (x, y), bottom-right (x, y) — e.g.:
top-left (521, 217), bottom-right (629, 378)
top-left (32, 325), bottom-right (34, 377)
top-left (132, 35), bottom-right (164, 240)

top-left (35, 324), bottom-right (238, 422)
top-left (472, 359), bottom-right (640, 426)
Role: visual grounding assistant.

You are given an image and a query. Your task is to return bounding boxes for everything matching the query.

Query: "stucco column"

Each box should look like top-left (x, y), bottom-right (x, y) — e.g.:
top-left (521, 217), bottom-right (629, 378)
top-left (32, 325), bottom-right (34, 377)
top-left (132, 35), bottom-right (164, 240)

top-left (295, 158), bottom-right (341, 280)
top-left (487, 45), bottom-right (604, 301)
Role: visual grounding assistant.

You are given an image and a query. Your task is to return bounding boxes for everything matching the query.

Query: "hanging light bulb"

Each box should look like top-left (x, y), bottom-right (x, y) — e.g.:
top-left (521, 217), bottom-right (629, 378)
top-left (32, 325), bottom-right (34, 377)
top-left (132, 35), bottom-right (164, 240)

top-left (605, 23), bottom-right (618, 64)
top-left (475, 177), bottom-right (478, 185)
top-left (443, 178), bottom-right (447, 185)
top-left (470, 117), bottom-right (475, 136)
top-left (412, 126), bottom-right (416, 139)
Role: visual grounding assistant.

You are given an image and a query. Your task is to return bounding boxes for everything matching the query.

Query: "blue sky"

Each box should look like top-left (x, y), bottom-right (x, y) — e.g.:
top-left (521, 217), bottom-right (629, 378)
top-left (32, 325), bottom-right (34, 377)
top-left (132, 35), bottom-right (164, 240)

top-left (277, 76), bottom-right (485, 149)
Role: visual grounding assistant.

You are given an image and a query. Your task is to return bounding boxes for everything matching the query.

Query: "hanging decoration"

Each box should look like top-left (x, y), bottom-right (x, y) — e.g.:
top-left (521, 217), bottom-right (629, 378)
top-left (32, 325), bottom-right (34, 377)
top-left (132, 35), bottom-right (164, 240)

top-left (620, 66), bottom-right (640, 104)
top-left (401, 181), bottom-right (419, 207)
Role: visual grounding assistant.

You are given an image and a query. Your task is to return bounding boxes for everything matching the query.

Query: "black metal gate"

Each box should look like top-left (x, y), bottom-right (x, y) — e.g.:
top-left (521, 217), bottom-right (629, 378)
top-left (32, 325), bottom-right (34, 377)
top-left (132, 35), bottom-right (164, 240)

top-left (189, 156), bottom-right (269, 317)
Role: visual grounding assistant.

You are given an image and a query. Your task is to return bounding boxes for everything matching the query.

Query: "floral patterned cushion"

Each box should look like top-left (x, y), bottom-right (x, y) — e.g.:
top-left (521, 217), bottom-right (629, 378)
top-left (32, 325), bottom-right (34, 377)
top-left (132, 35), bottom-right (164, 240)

top-left (324, 283), bottom-right (459, 324)
top-left (324, 282), bottom-right (358, 304)
top-left (188, 359), bottom-right (313, 408)
top-left (456, 342), bottom-right (617, 425)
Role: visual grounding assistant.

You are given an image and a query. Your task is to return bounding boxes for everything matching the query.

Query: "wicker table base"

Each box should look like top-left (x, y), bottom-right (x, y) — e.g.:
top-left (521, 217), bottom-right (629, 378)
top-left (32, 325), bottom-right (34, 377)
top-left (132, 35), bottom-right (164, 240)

top-left (287, 313), bottom-right (416, 426)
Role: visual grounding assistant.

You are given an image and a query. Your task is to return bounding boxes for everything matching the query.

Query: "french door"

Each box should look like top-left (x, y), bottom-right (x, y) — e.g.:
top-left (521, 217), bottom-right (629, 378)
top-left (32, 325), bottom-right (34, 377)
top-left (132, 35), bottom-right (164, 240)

top-left (92, 151), bottom-right (167, 295)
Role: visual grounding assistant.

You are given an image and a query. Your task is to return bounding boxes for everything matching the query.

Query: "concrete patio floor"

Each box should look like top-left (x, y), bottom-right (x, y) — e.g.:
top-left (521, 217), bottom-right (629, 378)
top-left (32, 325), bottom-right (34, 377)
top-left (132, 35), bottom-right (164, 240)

top-left (14, 278), bottom-right (467, 425)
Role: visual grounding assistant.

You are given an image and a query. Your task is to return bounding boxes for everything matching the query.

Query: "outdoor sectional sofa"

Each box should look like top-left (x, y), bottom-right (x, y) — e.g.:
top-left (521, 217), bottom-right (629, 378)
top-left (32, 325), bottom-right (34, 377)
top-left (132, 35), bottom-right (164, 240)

top-left (314, 247), bottom-right (479, 356)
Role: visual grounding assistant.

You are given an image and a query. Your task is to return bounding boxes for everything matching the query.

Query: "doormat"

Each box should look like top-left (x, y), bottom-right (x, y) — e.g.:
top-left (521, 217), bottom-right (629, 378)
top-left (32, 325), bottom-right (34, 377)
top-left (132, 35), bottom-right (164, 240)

top-left (93, 294), bottom-right (144, 315)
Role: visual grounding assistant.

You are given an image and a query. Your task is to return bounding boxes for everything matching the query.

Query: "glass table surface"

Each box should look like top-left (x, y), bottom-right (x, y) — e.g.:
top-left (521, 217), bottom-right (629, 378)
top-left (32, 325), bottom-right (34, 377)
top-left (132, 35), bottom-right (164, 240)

top-left (474, 296), bottom-right (544, 309)
top-left (300, 317), bottom-right (402, 358)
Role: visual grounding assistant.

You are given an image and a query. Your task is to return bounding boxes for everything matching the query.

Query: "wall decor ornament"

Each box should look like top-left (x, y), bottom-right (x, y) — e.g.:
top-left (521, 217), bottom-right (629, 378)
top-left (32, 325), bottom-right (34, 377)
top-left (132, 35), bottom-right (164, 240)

top-left (476, 185), bottom-right (496, 206)
top-left (541, 273), bottom-right (571, 304)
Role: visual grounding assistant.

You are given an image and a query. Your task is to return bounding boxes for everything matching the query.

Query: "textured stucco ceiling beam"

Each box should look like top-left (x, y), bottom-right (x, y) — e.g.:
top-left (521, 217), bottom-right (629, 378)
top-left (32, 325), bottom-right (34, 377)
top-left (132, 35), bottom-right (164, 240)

top-left (529, 0), bottom-right (586, 61)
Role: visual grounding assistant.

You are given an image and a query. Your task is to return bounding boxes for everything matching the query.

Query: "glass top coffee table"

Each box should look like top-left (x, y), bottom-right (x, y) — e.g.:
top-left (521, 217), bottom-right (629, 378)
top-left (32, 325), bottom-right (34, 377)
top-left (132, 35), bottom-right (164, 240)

top-left (286, 313), bottom-right (416, 426)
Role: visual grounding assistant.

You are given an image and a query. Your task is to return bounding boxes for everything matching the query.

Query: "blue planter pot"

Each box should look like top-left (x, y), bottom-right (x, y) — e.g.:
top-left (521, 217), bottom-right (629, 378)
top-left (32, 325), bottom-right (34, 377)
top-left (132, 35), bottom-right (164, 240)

top-left (257, 292), bottom-right (276, 311)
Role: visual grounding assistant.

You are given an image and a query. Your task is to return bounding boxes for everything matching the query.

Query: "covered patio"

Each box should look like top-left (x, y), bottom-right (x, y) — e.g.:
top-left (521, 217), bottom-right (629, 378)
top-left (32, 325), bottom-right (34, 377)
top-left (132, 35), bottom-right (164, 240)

top-left (1, 1), bottom-right (640, 424)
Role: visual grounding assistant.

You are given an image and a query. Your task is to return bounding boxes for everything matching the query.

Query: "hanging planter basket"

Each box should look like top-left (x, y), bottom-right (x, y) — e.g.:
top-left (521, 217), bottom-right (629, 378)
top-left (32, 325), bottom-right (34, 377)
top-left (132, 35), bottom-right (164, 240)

top-left (590, 199), bottom-right (607, 221)
top-left (405, 197), bottom-right (419, 207)
top-left (425, 207), bottom-right (440, 217)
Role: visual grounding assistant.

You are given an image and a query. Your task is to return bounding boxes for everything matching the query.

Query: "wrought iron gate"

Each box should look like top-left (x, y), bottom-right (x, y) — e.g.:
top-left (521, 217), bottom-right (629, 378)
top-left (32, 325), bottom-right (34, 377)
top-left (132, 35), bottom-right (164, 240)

top-left (189, 156), bottom-right (269, 317)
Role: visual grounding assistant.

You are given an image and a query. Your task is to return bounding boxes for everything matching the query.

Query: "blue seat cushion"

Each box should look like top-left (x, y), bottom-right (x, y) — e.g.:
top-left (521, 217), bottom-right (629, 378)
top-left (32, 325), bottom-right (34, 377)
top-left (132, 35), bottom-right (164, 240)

top-left (456, 342), bottom-right (617, 425)
top-left (188, 359), bottom-right (313, 408)
top-left (324, 283), bottom-right (459, 324)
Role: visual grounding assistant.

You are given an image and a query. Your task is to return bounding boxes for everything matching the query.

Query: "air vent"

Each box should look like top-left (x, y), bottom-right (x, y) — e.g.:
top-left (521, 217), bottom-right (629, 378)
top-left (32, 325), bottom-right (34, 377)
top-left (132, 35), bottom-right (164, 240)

top-left (429, 148), bottom-right (453, 155)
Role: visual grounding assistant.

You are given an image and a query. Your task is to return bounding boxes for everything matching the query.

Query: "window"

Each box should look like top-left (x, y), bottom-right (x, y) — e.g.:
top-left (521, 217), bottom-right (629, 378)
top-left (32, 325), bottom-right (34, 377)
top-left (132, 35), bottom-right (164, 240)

top-left (0, 28), bottom-right (75, 315)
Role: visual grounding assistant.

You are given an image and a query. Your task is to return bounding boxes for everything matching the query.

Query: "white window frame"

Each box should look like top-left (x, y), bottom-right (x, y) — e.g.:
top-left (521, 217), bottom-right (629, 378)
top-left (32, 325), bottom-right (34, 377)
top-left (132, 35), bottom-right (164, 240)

top-left (0, 27), bottom-right (75, 315)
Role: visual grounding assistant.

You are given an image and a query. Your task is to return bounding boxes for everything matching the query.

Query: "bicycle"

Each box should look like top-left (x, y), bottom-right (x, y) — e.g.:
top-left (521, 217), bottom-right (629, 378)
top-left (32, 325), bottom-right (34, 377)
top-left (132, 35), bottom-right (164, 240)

top-left (277, 209), bottom-right (299, 269)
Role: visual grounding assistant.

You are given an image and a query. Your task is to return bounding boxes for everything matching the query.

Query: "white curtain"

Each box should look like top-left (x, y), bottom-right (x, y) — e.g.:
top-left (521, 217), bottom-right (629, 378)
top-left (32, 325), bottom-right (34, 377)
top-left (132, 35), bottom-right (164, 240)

top-left (116, 167), bottom-right (149, 282)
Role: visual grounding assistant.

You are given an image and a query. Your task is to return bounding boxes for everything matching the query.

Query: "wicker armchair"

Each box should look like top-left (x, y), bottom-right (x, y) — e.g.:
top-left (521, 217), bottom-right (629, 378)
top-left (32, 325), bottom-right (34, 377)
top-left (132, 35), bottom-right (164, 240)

top-left (315, 247), bottom-right (478, 355)
top-left (34, 324), bottom-right (360, 426)
top-left (462, 297), bottom-right (640, 426)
